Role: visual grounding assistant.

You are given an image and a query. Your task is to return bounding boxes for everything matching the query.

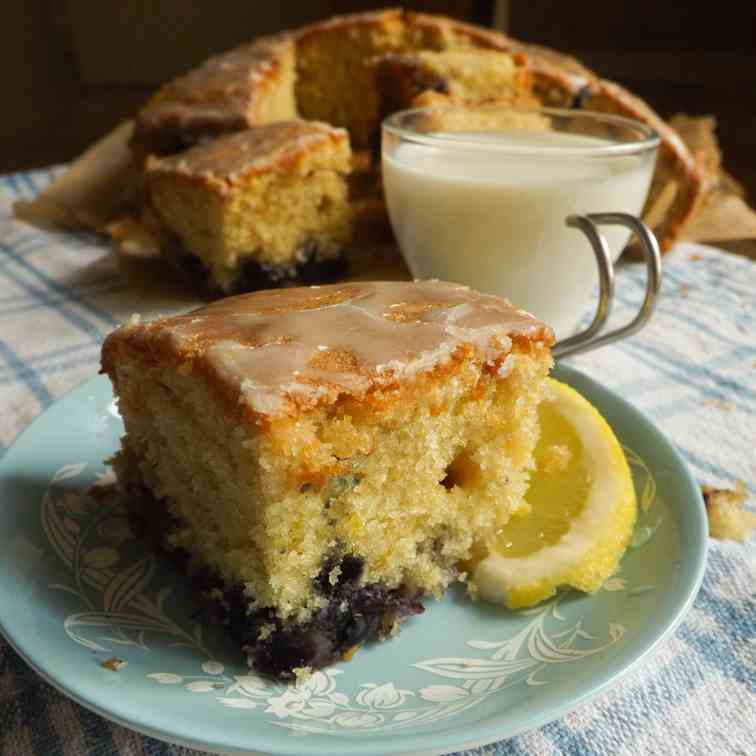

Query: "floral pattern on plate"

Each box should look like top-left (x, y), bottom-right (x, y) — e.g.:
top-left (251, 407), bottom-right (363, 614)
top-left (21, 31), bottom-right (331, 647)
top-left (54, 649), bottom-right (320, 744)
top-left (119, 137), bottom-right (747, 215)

top-left (42, 449), bottom-right (657, 733)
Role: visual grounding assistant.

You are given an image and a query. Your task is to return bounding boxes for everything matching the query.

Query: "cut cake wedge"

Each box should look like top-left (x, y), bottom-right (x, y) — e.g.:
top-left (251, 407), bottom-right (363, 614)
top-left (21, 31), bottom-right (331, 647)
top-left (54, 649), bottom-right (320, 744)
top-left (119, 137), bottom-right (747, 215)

top-left (101, 280), bottom-right (554, 677)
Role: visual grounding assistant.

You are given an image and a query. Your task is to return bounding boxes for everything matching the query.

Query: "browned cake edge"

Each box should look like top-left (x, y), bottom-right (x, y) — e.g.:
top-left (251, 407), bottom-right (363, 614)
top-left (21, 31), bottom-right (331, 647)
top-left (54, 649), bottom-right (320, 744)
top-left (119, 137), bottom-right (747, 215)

top-left (131, 32), bottom-right (296, 157)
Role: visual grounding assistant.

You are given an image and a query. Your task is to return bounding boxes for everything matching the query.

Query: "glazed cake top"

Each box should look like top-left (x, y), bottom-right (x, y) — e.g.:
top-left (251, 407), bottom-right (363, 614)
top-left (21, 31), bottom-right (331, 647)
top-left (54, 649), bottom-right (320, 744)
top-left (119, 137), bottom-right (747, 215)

top-left (136, 34), bottom-right (293, 132)
top-left (145, 121), bottom-right (348, 185)
top-left (103, 281), bottom-right (553, 417)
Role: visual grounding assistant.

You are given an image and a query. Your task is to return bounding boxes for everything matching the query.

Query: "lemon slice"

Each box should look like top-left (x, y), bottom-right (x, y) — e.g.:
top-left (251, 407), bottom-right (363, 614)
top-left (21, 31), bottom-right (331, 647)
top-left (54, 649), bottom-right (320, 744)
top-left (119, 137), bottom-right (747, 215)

top-left (470, 378), bottom-right (637, 608)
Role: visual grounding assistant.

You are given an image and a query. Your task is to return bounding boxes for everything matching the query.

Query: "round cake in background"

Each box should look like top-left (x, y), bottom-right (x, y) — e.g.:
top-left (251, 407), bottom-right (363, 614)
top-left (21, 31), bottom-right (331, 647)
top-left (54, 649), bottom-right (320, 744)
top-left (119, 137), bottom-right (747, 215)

top-left (121, 9), bottom-right (710, 298)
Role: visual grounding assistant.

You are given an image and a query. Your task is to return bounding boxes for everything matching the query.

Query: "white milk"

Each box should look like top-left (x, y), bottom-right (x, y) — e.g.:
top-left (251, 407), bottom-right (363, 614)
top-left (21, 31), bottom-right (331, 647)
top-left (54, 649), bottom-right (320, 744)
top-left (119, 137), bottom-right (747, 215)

top-left (382, 131), bottom-right (656, 339)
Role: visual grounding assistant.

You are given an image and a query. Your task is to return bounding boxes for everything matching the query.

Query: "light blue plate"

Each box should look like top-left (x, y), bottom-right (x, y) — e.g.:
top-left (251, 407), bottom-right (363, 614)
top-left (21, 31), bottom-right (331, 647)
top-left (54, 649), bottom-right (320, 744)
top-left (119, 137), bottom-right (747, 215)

top-left (0, 364), bottom-right (707, 755)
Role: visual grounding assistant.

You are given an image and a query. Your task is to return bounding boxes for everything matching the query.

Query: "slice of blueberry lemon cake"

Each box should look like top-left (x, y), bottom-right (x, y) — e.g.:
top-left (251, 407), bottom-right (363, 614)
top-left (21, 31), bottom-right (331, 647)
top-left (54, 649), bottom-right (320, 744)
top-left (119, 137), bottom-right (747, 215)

top-left (101, 280), bottom-right (553, 677)
top-left (143, 121), bottom-right (353, 297)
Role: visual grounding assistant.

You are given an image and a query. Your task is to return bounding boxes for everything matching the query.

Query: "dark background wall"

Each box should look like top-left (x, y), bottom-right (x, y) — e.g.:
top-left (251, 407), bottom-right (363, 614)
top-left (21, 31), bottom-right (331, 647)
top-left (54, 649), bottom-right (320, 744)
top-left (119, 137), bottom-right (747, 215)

top-left (3, 1), bottom-right (755, 202)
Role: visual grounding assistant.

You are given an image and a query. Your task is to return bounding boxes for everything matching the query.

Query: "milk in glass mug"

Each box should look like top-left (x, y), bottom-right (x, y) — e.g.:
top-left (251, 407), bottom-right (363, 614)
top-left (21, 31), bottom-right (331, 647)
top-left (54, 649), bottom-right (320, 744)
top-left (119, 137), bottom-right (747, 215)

top-left (382, 105), bottom-right (662, 356)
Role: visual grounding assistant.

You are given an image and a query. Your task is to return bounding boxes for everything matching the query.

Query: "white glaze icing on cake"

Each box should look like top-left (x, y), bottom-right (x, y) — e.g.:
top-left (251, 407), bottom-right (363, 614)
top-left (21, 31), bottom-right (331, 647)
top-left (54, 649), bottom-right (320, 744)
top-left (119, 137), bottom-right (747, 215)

top-left (112, 281), bottom-right (553, 416)
top-left (134, 34), bottom-right (296, 146)
top-left (145, 121), bottom-right (349, 188)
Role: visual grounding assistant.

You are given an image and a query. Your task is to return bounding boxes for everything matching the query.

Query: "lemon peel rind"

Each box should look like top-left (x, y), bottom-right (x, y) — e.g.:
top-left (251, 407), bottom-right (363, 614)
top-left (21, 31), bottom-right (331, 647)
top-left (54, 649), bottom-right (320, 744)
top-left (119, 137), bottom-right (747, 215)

top-left (471, 379), bottom-right (638, 609)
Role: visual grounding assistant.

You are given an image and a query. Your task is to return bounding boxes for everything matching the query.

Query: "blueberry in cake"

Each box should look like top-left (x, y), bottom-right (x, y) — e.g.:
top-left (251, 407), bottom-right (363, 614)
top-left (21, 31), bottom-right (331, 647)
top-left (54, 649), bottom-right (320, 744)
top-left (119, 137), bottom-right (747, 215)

top-left (101, 280), bottom-right (554, 677)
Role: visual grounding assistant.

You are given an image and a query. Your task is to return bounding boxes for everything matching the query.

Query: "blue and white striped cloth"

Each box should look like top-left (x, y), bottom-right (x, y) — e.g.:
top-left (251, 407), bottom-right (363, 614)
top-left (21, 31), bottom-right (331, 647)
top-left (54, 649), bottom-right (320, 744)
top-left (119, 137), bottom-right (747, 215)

top-left (1, 169), bottom-right (754, 756)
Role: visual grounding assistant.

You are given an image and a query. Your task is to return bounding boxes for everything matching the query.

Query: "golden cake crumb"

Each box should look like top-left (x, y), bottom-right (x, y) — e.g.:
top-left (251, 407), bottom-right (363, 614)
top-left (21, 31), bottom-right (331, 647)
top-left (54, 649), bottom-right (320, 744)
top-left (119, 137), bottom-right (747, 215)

top-left (293, 666), bottom-right (313, 685)
top-left (703, 481), bottom-right (756, 542)
top-left (101, 657), bottom-right (128, 672)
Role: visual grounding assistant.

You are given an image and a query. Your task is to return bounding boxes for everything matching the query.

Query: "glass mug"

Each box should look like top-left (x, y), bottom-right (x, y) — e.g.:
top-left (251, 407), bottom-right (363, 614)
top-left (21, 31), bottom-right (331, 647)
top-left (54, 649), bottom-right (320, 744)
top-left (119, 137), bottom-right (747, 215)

top-left (382, 106), bottom-right (662, 356)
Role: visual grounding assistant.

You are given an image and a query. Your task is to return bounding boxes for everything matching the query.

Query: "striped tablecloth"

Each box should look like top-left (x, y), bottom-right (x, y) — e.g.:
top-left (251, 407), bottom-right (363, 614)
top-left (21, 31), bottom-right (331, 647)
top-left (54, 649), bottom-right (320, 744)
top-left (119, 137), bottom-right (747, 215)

top-left (1, 169), bottom-right (754, 756)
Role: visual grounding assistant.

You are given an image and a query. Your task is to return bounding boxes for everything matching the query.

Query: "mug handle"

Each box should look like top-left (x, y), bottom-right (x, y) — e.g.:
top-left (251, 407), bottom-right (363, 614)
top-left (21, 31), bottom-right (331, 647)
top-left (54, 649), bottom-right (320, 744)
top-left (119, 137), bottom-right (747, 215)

top-left (552, 212), bottom-right (662, 359)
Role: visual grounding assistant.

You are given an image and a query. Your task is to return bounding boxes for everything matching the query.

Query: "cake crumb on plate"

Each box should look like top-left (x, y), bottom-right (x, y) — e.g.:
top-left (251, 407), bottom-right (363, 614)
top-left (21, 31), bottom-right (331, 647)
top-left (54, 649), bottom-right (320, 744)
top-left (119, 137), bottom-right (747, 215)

top-left (703, 481), bottom-right (756, 542)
